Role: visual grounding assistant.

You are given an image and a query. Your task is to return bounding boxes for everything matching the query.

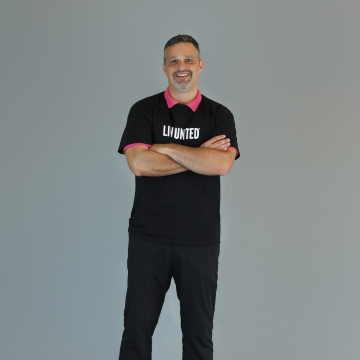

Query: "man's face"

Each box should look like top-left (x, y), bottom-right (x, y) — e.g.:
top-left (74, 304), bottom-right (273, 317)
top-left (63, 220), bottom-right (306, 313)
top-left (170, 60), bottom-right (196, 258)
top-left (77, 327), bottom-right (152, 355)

top-left (163, 42), bottom-right (204, 93)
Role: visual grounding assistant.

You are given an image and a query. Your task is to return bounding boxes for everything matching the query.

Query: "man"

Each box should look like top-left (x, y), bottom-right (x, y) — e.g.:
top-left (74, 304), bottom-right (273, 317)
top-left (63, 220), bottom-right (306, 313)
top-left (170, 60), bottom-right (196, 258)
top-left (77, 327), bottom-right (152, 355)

top-left (117, 35), bottom-right (240, 360)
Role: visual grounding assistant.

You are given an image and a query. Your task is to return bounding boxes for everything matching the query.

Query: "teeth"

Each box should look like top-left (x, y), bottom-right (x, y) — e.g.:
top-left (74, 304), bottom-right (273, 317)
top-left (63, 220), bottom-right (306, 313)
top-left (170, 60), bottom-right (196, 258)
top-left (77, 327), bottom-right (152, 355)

top-left (176, 74), bottom-right (189, 77)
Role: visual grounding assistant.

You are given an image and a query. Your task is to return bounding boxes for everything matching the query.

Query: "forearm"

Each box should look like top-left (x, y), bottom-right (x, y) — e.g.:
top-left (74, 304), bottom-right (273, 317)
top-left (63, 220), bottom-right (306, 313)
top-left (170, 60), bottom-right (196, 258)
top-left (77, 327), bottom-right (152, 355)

top-left (152, 143), bottom-right (229, 176)
top-left (134, 148), bottom-right (188, 177)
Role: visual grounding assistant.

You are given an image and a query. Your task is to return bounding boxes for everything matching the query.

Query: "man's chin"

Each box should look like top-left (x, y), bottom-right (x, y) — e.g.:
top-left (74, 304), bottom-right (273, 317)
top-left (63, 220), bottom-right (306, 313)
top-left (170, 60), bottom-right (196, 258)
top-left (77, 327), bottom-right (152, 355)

top-left (174, 81), bottom-right (192, 93)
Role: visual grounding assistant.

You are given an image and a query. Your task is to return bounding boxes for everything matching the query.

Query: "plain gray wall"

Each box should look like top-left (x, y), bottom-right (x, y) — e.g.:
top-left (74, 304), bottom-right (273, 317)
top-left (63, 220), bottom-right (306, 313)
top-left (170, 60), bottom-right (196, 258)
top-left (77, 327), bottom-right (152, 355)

top-left (1, 0), bottom-right (359, 359)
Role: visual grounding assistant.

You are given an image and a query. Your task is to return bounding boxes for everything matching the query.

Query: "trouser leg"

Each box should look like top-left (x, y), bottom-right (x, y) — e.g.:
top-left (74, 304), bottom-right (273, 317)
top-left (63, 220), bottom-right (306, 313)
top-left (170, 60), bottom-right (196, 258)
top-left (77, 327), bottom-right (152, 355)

top-left (119, 235), bottom-right (173, 360)
top-left (173, 243), bottom-right (220, 360)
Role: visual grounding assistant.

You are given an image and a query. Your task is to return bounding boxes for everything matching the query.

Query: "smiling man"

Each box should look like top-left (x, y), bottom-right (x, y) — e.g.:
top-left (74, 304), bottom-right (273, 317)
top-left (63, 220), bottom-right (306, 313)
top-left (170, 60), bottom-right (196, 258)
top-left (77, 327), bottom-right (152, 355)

top-left (117, 35), bottom-right (240, 360)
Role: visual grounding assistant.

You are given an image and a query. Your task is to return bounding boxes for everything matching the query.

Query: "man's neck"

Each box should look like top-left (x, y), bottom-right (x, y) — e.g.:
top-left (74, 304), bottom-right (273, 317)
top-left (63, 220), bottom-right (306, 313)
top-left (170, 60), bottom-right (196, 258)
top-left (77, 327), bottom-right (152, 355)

top-left (168, 85), bottom-right (199, 105)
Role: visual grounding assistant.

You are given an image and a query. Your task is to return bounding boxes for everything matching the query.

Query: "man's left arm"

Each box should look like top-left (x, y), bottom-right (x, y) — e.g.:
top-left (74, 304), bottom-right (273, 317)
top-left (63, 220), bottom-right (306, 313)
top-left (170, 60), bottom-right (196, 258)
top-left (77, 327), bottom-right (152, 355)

top-left (150, 143), bottom-right (236, 176)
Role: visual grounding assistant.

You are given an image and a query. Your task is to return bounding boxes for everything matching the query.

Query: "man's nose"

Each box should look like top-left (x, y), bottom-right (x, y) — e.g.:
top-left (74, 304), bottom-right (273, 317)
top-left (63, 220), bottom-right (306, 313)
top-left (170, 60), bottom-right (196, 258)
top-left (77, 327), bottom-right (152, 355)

top-left (177, 60), bottom-right (189, 68)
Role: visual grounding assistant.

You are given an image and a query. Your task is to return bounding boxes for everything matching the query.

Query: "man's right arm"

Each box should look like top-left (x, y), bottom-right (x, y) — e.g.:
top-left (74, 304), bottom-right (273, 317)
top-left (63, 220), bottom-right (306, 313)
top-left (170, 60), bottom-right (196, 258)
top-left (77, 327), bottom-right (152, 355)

top-left (125, 146), bottom-right (188, 176)
top-left (125, 135), bottom-right (231, 177)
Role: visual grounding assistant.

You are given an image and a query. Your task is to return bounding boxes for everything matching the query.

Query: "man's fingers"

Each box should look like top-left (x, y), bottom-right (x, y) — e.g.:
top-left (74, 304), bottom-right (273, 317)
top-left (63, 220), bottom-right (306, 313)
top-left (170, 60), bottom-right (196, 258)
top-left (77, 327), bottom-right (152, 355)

top-left (201, 136), bottom-right (229, 148)
top-left (212, 139), bottom-right (230, 149)
top-left (203, 135), bottom-right (226, 146)
top-left (207, 135), bottom-right (226, 144)
top-left (200, 135), bottom-right (232, 150)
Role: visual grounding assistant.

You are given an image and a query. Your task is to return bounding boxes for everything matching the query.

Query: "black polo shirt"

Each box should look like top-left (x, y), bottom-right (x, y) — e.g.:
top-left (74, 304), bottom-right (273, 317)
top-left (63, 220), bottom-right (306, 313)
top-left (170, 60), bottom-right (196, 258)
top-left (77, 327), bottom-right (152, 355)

top-left (117, 89), bottom-right (240, 245)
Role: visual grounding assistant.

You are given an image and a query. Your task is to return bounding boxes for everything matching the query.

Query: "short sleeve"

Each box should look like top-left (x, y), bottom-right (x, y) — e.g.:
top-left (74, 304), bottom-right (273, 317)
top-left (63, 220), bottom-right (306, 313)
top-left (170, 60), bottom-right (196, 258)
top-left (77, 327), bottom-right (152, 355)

top-left (210, 108), bottom-right (240, 160)
top-left (117, 102), bottom-right (153, 155)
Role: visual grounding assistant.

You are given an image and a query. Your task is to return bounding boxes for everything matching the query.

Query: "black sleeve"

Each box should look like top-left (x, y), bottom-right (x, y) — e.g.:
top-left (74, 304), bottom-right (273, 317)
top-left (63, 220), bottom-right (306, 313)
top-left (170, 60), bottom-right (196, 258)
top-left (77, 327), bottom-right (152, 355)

top-left (210, 108), bottom-right (240, 160)
top-left (117, 102), bottom-right (153, 155)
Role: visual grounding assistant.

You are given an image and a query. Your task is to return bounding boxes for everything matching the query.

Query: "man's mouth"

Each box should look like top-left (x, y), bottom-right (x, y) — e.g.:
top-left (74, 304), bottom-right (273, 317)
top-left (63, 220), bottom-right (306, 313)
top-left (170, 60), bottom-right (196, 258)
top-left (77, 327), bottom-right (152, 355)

top-left (175, 72), bottom-right (190, 78)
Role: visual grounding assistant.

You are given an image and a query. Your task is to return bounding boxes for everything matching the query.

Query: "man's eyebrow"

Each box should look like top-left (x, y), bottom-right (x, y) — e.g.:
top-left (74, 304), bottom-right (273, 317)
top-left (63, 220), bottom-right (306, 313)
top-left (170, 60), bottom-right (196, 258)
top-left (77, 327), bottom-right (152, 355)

top-left (168, 55), bottom-right (195, 60)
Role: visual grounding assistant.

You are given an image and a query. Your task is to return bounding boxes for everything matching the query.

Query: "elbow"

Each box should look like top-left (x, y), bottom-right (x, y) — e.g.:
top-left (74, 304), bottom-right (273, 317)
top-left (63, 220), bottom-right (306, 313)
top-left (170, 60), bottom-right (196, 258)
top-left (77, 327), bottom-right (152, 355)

top-left (125, 148), bottom-right (150, 176)
top-left (132, 162), bottom-right (144, 176)
top-left (133, 169), bottom-right (143, 177)
top-left (219, 162), bottom-right (233, 176)
top-left (130, 147), bottom-right (152, 176)
top-left (128, 159), bottom-right (144, 176)
top-left (219, 168), bottom-right (230, 176)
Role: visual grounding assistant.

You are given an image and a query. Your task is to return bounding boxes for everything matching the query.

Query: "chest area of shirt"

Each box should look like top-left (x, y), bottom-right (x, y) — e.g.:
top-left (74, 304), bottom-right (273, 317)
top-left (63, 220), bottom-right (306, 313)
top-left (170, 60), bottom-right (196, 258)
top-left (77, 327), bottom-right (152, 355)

top-left (152, 107), bottom-right (214, 147)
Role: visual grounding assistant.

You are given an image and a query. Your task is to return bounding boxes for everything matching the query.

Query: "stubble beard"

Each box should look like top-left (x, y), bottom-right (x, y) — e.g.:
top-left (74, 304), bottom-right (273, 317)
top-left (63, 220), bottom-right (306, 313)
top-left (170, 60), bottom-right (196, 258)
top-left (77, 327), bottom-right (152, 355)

top-left (172, 70), bottom-right (193, 93)
top-left (174, 78), bottom-right (192, 93)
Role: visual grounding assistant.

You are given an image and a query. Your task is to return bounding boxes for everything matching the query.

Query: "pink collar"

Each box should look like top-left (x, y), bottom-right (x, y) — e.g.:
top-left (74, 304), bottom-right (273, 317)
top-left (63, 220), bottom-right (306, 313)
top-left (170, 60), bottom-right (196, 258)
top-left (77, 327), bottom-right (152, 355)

top-left (164, 86), bottom-right (202, 112)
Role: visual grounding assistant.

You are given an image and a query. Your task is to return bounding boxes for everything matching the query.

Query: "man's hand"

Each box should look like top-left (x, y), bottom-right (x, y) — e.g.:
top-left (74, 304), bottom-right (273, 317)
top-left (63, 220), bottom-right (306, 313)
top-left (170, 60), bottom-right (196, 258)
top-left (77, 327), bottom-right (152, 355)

top-left (149, 143), bottom-right (169, 155)
top-left (150, 135), bottom-right (230, 155)
top-left (200, 135), bottom-right (231, 151)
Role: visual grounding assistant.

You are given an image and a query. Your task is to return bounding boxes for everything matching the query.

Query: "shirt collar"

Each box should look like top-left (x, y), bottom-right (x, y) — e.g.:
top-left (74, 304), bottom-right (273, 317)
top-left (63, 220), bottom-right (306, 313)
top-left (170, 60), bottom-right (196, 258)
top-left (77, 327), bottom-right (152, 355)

top-left (164, 86), bottom-right (202, 112)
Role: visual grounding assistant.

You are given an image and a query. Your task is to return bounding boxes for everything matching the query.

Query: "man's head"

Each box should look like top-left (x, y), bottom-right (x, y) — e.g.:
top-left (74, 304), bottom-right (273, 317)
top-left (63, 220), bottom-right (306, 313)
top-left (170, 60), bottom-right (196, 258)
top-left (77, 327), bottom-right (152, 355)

top-left (163, 35), bottom-right (204, 93)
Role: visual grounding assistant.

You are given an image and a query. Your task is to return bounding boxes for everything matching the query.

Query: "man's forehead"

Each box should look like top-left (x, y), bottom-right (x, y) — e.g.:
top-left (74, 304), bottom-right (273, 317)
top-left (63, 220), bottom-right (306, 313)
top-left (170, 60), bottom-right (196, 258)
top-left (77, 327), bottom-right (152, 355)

top-left (167, 42), bottom-right (197, 54)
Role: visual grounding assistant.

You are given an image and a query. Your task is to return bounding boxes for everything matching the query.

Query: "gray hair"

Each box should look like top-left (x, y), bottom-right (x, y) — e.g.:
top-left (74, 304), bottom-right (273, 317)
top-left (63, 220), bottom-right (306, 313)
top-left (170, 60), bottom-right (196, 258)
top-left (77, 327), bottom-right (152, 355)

top-left (163, 35), bottom-right (201, 63)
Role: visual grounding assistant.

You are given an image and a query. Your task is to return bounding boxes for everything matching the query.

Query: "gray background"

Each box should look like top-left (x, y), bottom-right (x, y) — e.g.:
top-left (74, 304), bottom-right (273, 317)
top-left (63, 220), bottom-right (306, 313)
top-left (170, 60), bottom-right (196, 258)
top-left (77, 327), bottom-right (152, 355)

top-left (1, 0), bottom-right (359, 359)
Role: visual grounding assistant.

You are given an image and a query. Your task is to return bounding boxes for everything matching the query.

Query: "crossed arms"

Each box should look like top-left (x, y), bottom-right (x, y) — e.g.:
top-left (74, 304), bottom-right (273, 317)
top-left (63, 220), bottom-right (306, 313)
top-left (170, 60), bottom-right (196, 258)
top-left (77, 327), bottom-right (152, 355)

top-left (124, 135), bottom-right (237, 177)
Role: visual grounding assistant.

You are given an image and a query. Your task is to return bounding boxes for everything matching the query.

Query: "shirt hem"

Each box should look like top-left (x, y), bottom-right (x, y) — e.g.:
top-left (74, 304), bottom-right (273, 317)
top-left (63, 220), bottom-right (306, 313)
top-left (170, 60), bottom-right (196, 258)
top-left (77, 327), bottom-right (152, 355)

top-left (128, 230), bottom-right (220, 246)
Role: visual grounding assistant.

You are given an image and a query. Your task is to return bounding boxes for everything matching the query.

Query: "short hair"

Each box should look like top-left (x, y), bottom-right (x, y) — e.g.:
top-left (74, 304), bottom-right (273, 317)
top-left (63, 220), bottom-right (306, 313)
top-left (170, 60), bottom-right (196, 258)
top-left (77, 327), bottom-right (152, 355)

top-left (163, 35), bottom-right (201, 63)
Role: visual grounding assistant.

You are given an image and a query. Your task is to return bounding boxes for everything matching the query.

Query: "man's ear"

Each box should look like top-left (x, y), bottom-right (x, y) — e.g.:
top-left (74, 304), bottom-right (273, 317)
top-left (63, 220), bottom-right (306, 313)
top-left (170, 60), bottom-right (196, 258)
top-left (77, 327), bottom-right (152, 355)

top-left (163, 63), bottom-right (167, 76)
top-left (199, 60), bottom-right (204, 73)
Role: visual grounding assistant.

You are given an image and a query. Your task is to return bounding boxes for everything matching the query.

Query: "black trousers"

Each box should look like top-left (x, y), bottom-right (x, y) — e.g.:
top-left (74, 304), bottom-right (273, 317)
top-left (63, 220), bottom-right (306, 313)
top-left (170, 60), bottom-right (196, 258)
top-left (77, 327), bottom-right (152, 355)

top-left (118, 233), bottom-right (220, 360)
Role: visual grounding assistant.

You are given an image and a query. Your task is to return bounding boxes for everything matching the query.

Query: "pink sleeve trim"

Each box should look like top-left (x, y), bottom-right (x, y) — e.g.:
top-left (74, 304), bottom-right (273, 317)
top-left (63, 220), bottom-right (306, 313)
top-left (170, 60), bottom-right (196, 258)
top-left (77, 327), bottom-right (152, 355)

top-left (123, 143), bottom-right (152, 153)
top-left (228, 146), bottom-right (238, 157)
